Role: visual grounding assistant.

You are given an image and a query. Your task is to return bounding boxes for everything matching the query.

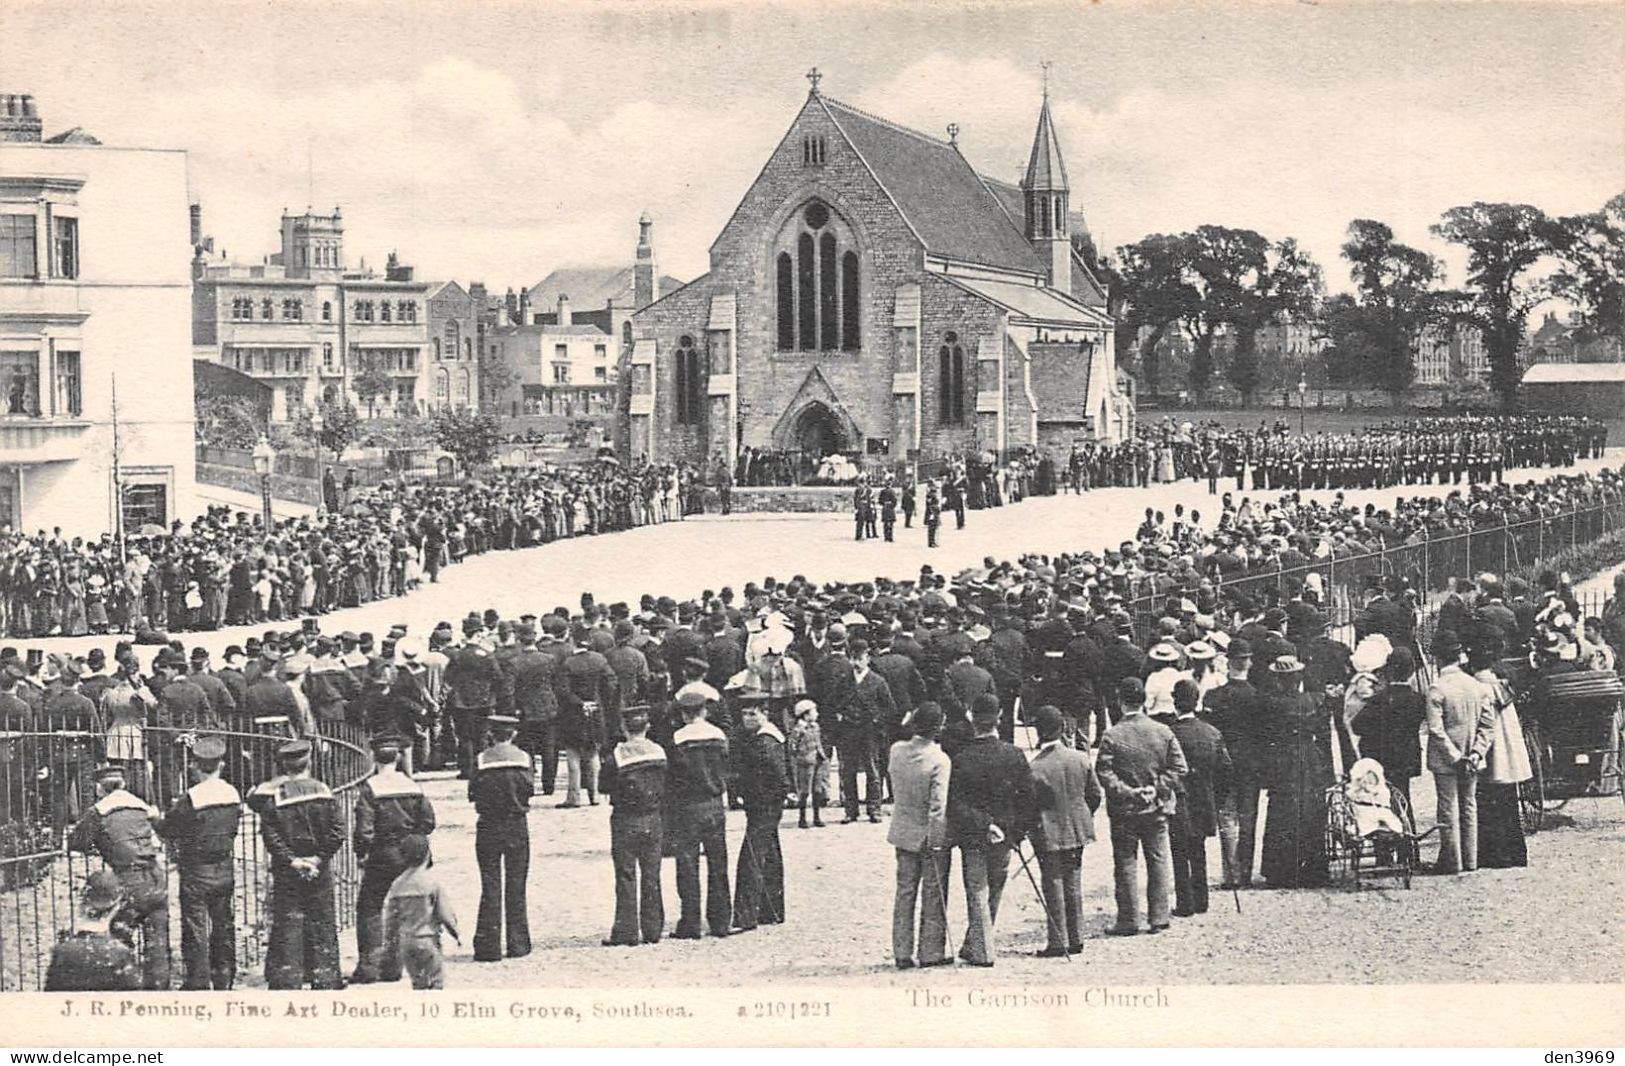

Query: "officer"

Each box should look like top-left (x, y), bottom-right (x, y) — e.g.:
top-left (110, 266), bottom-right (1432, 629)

top-left (667, 690), bottom-right (732, 939)
top-left (351, 734), bottom-right (437, 984)
top-left (731, 697), bottom-right (788, 932)
top-left (253, 738), bottom-right (345, 990)
top-left (598, 705), bottom-right (667, 947)
top-left (156, 735), bottom-right (241, 990)
top-left (469, 714), bottom-right (533, 961)
top-left (901, 479), bottom-right (917, 529)
top-left (68, 762), bottom-right (170, 990)
top-left (924, 483), bottom-right (942, 548)
top-left (446, 616), bottom-right (510, 778)
top-left (878, 479), bottom-right (898, 543)
top-left (45, 870), bottom-right (140, 991)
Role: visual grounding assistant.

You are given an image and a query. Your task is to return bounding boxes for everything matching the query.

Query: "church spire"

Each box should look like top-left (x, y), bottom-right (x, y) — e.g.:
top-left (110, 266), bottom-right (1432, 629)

top-left (1022, 65), bottom-right (1071, 290)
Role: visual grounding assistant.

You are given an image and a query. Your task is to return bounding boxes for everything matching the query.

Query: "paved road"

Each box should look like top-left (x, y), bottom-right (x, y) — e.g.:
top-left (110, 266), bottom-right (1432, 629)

top-left (31, 450), bottom-right (1622, 665)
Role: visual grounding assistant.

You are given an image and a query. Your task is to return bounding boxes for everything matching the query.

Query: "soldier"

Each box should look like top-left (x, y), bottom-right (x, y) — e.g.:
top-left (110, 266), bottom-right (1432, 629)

top-left (351, 735), bottom-right (437, 984)
top-left (852, 478), bottom-right (873, 542)
top-left (900, 479), bottom-right (917, 529)
top-left (923, 483), bottom-right (942, 548)
top-left (731, 697), bottom-right (788, 932)
top-left (445, 616), bottom-right (510, 778)
top-left (68, 763), bottom-right (169, 990)
top-left (252, 738), bottom-right (345, 990)
top-left (878, 479), bottom-right (898, 542)
top-left (667, 690), bottom-right (732, 939)
top-left (157, 734), bottom-right (240, 990)
top-left (469, 714), bottom-right (533, 961)
top-left (599, 705), bottom-right (667, 946)
top-left (45, 871), bottom-right (140, 992)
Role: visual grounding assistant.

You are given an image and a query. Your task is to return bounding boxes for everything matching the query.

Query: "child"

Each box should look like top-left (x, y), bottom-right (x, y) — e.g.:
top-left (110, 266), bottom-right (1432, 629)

top-left (382, 833), bottom-right (460, 989)
top-left (788, 698), bottom-right (825, 829)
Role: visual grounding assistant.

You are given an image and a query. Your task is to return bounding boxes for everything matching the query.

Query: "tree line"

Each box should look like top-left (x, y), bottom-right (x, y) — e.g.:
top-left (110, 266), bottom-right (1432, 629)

top-left (1091, 193), bottom-right (1624, 408)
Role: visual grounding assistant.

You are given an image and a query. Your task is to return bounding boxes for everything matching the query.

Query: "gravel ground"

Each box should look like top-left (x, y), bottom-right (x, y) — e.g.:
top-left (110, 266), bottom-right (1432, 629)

top-left (285, 768), bottom-right (1624, 990)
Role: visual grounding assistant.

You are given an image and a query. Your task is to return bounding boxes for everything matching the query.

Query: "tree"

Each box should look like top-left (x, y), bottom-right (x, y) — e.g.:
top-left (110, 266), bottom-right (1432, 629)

top-left (1338, 219), bottom-right (1442, 396)
top-left (1431, 202), bottom-right (1559, 409)
top-left (430, 407), bottom-right (501, 474)
top-left (294, 400), bottom-right (361, 462)
top-left (1111, 233), bottom-right (1197, 397)
top-left (350, 355), bottom-right (394, 418)
top-left (478, 358), bottom-right (519, 413)
top-left (195, 394), bottom-right (265, 449)
top-left (1549, 192), bottom-right (1625, 340)
top-left (1177, 226), bottom-right (1323, 403)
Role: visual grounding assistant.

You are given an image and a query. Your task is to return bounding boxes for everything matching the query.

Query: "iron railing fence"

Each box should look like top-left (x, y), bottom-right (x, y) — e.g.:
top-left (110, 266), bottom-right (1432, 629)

top-left (0, 719), bottom-right (369, 991)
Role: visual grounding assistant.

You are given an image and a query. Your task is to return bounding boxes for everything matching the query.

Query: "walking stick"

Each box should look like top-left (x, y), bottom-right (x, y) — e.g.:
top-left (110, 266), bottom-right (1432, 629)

top-left (1011, 839), bottom-right (1071, 962)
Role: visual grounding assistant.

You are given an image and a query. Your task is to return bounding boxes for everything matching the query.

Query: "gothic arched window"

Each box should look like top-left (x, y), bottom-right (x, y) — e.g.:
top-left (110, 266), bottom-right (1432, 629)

top-left (674, 334), bottom-right (704, 426)
top-left (321, 301), bottom-right (332, 322)
top-left (774, 200), bottom-right (861, 353)
top-left (938, 331), bottom-right (966, 425)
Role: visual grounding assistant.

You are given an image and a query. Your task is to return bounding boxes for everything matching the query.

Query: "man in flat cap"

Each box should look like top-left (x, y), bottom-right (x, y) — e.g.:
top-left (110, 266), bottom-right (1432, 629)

top-left (69, 761), bottom-right (170, 988)
top-left (251, 738), bottom-right (345, 989)
top-left (157, 734), bottom-right (241, 989)
top-left (351, 734), bottom-right (437, 984)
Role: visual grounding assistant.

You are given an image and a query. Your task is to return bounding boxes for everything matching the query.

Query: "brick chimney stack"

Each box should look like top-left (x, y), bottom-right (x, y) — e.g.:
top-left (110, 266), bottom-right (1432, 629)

top-left (0, 94), bottom-right (43, 142)
top-left (557, 293), bottom-right (572, 328)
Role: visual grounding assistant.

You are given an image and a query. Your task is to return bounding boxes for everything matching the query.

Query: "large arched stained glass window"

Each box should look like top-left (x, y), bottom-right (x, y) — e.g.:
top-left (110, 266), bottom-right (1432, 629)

top-left (841, 252), bottom-right (860, 352)
top-left (938, 331), bottom-right (966, 425)
top-left (773, 200), bottom-right (861, 353)
top-left (776, 252), bottom-right (795, 352)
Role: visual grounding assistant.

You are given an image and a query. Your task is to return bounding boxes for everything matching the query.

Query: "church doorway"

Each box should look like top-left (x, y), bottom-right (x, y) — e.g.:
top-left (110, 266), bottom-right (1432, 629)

top-left (793, 401), bottom-right (850, 458)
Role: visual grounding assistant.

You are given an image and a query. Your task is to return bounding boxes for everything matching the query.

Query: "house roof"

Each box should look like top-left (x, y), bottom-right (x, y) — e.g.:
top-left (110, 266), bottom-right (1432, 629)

top-left (819, 96), bottom-right (1043, 276)
top-left (937, 273), bottom-right (1111, 328)
top-left (1522, 362), bottom-right (1625, 384)
top-left (526, 265), bottom-right (684, 313)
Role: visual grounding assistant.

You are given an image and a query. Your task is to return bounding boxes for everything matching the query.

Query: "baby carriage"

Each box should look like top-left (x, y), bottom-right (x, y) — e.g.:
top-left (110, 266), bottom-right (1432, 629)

top-left (1324, 758), bottom-right (1436, 889)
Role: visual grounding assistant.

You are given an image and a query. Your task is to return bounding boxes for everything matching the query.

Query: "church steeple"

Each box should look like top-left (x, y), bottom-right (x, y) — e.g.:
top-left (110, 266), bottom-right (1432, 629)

top-left (1022, 65), bottom-right (1071, 290)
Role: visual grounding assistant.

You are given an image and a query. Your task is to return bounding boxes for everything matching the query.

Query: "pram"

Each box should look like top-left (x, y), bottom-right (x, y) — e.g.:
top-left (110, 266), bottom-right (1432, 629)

top-left (1324, 758), bottom-right (1436, 889)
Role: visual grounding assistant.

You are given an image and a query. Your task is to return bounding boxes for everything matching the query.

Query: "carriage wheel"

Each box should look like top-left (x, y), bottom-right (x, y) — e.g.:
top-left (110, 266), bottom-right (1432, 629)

top-left (1520, 724), bottom-right (1545, 834)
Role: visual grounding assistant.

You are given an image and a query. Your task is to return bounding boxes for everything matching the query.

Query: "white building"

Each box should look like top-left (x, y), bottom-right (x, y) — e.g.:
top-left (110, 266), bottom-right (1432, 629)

top-left (0, 93), bottom-right (197, 533)
top-left (1415, 322), bottom-right (1488, 386)
top-left (488, 294), bottom-right (622, 417)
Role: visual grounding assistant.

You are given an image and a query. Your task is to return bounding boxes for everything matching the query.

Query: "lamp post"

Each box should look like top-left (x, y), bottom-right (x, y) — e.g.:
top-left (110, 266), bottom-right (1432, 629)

top-left (310, 407), bottom-right (326, 515)
top-left (251, 434), bottom-right (276, 531)
top-left (1297, 375), bottom-right (1308, 436)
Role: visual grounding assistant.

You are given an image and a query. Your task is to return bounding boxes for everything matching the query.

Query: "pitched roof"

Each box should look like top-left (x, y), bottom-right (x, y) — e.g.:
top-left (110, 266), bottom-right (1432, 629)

top-left (1024, 98), bottom-right (1069, 192)
top-left (819, 96), bottom-right (1043, 276)
top-left (936, 273), bottom-right (1110, 328)
top-left (526, 266), bottom-right (684, 312)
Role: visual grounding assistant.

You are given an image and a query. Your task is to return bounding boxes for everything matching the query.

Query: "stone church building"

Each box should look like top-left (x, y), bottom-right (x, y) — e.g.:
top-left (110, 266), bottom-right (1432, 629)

top-left (627, 74), bottom-right (1132, 470)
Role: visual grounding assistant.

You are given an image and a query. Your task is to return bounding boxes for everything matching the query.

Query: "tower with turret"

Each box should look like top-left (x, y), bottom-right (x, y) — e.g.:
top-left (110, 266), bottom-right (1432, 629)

top-left (1021, 72), bottom-right (1071, 292)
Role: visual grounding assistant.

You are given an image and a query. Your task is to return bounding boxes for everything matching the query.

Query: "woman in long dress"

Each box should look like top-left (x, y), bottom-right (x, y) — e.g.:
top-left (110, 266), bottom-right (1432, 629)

top-left (1260, 657), bottom-right (1335, 888)
top-left (1470, 641), bottom-right (1531, 868)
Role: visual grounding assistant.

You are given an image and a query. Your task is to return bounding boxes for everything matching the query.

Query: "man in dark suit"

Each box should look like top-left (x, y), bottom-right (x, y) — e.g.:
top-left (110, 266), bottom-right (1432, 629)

top-left (1202, 637), bottom-right (1266, 887)
top-left (841, 638), bottom-right (895, 824)
top-left (1026, 705), bottom-right (1101, 957)
top-left (1168, 680), bottom-right (1231, 917)
top-left (1095, 678), bottom-right (1187, 936)
top-left (947, 696), bottom-right (1035, 967)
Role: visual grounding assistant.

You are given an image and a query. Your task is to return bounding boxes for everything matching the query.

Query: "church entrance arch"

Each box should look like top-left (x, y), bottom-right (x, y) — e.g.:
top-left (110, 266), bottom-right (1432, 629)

top-left (792, 401), bottom-right (850, 458)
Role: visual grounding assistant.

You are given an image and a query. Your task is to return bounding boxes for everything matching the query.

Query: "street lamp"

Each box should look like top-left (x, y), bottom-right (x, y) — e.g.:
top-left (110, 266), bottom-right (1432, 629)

top-left (1297, 375), bottom-right (1308, 436)
top-left (310, 407), bottom-right (326, 515)
top-left (251, 434), bottom-right (276, 531)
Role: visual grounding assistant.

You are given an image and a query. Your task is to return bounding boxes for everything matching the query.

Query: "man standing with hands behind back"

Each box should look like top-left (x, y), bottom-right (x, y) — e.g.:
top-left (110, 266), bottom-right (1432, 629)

top-left (1095, 677), bottom-right (1187, 936)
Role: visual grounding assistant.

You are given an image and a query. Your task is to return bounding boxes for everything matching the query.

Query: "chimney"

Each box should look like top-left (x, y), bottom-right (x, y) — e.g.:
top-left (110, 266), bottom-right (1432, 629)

top-left (0, 94), bottom-right (43, 143)
top-left (518, 290), bottom-right (532, 325)
top-left (189, 204), bottom-right (203, 247)
top-left (557, 293), bottom-right (572, 328)
top-left (504, 287), bottom-right (519, 323)
top-left (634, 211), bottom-right (658, 309)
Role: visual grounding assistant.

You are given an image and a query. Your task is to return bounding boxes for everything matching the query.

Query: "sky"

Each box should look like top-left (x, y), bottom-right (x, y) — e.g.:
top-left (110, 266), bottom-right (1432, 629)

top-left (4, 0), bottom-right (1620, 297)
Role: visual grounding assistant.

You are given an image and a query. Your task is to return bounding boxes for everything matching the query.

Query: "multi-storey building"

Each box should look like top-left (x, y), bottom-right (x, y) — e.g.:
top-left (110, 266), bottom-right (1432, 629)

top-left (0, 92), bottom-right (197, 532)
top-left (192, 208), bottom-right (430, 420)
top-left (1415, 321), bottom-right (1489, 386)
top-left (426, 280), bottom-right (480, 412)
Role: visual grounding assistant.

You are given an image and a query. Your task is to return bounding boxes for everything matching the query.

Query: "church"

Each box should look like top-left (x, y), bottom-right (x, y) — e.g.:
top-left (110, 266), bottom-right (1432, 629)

top-left (626, 70), bottom-right (1133, 472)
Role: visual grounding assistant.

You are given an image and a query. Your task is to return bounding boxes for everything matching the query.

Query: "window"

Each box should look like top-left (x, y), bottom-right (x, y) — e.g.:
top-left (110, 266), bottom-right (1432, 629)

top-left (121, 483), bottom-right (168, 531)
top-left (436, 369), bottom-right (450, 402)
top-left (938, 331), bottom-right (966, 425)
top-left (594, 344), bottom-right (607, 360)
top-left (398, 301), bottom-right (416, 323)
top-left (231, 297), bottom-right (254, 320)
top-left (261, 298), bottom-right (274, 321)
top-left (54, 350), bottom-right (81, 416)
top-left (463, 338), bottom-right (473, 360)
top-left (0, 352), bottom-right (40, 416)
top-left (380, 301), bottom-right (392, 323)
top-left (0, 215), bottom-right (37, 278)
top-left (552, 363), bottom-right (571, 384)
top-left (396, 380), bottom-right (415, 406)
top-left (52, 217), bottom-right (78, 279)
top-left (322, 343), bottom-right (334, 371)
top-left (674, 335), bottom-right (704, 425)
top-left (443, 320), bottom-right (459, 361)
top-left (554, 344), bottom-right (568, 361)
top-left (433, 339), bottom-right (442, 360)
top-left (775, 200), bottom-right (860, 352)
top-left (457, 368), bottom-right (470, 401)
top-left (281, 298), bottom-right (303, 321)
top-left (594, 366), bottom-right (607, 382)
top-left (321, 301), bottom-right (332, 322)
top-left (801, 134), bottom-right (827, 166)
top-left (354, 300), bottom-right (373, 322)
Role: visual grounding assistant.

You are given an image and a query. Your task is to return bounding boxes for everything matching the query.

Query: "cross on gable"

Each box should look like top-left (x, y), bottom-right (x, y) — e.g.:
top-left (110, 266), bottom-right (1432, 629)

top-left (806, 66), bottom-right (823, 94)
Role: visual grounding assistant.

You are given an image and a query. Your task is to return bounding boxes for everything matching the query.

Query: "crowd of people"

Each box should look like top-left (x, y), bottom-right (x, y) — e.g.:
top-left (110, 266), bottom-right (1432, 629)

top-left (1062, 414), bottom-right (1607, 494)
top-left (0, 458), bottom-right (698, 640)
top-left (18, 446), bottom-right (1625, 989)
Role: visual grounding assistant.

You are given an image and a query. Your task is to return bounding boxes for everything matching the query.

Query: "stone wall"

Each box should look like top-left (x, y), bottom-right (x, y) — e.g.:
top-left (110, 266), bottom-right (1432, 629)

top-left (196, 462), bottom-right (321, 506)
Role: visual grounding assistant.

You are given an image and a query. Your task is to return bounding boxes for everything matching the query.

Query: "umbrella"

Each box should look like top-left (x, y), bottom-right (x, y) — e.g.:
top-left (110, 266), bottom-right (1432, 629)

top-left (137, 524), bottom-right (167, 537)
